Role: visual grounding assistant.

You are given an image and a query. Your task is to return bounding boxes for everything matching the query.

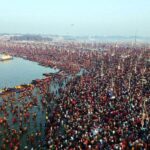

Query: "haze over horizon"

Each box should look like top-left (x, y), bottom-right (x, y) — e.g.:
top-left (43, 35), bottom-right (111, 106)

top-left (0, 0), bottom-right (150, 36)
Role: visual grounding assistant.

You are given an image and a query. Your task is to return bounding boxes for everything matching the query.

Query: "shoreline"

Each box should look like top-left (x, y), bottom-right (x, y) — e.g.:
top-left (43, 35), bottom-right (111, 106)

top-left (0, 54), bottom-right (60, 95)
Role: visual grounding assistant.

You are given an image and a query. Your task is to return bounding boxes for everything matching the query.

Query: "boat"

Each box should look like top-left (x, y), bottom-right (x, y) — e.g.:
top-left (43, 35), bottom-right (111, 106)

top-left (0, 89), bottom-right (4, 94)
top-left (43, 73), bottom-right (53, 77)
top-left (0, 54), bottom-right (13, 61)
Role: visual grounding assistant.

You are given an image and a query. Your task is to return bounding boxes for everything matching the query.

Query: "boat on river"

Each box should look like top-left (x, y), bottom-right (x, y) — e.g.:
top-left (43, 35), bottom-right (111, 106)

top-left (0, 54), bottom-right (13, 61)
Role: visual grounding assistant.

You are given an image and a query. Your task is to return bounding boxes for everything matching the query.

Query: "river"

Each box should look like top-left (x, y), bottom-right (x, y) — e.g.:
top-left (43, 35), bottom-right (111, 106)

top-left (0, 54), bottom-right (59, 89)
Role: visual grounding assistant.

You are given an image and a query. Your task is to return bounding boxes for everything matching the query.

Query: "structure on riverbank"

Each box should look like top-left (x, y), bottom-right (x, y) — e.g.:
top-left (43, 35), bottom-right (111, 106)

top-left (0, 54), bottom-right (13, 61)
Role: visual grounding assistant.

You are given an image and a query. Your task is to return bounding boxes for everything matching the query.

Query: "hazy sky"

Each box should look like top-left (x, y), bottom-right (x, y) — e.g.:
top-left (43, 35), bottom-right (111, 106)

top-left (0, 0), bottom-right (149, 36)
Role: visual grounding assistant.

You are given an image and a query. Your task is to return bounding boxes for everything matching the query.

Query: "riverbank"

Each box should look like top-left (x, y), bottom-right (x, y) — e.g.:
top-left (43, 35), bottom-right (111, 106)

top-left (0, 54), bottom-right (59, 92)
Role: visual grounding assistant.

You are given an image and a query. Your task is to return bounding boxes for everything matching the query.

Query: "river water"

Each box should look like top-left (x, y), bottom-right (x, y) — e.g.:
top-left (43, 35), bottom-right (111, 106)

top-left (0, 55), bottom-right (59, 89)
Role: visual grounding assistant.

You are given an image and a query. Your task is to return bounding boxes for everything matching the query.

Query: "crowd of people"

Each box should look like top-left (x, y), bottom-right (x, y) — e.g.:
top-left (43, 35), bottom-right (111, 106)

top-left (0, 41), bottom-right (149, 149)
top-left (0, 76), bottom-right (52, 149)
top-left (44, 46), bottom-right (149, 149)
top-left (0, 41), bottom-right (95, 74)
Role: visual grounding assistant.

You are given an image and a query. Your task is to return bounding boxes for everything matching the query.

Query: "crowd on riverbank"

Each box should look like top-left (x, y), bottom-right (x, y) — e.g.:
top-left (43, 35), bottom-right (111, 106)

top-left (0, 41), bottom-right (93, 74)
top-left (0, 41), bottom-right (149, 149)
